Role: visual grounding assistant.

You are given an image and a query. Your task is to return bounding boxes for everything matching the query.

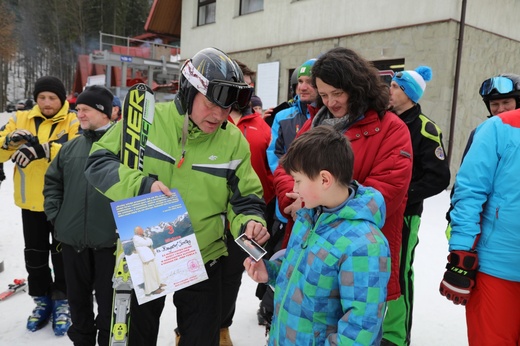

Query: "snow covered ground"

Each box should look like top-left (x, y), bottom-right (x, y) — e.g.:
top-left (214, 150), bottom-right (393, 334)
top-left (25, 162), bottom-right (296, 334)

top-left (0, 111), bottom-right (468, 345)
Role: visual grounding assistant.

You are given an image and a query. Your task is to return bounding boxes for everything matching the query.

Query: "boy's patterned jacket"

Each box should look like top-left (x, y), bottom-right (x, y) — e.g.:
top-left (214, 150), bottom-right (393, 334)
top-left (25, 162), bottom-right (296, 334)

top-left (265, 182), bottom-right (390, 346)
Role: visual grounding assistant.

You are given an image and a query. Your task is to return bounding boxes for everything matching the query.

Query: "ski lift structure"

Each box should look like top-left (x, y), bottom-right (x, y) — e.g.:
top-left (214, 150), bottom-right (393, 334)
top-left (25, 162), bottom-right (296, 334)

top-left (82, 32), bottom-right (181, 102)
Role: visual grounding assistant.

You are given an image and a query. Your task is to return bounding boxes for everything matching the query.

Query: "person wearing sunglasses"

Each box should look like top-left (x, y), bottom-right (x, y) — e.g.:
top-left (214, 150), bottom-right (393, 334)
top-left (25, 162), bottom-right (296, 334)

top-left (454, 74), bottom-right (520, 164)
top-left (440, 74), bottom-right (520, 345)
top-left (85, 47), bottom-right (269, 346)
top-left (384, 66), bottom-right (451, 346)
top-left (445, 74), bottom-right (520, 232)
top-left (273, 47), bottom-right (413, 345)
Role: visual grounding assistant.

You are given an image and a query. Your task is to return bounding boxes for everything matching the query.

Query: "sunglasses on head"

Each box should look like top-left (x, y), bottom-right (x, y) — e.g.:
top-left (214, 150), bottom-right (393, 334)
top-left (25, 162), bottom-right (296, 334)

top-left (206, 80), bottom-right (254, 109)
top-left (393, 72), bottom-right (407, 91)
top-left (479, 76), bottom-right (514, 96)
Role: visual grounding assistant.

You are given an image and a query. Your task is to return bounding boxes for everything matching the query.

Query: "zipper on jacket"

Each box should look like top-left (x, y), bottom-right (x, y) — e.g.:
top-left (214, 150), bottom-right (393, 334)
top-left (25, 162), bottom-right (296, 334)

top-left (275, 213), bottom-right (323, 339)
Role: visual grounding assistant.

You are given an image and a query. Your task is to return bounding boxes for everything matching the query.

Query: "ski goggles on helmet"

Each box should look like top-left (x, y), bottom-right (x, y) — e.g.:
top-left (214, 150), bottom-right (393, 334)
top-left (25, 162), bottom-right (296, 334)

top-left (182, 59), bottom-right (254, 109)
top-left (206, 80), bottom-right (254, 109)
top-left (479, 76), bottom-right (514, 96)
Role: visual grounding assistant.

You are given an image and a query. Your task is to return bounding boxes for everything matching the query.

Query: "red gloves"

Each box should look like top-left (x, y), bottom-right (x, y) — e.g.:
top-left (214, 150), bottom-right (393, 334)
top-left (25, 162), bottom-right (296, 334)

top-left (439, 250), bottom-right (479, 306)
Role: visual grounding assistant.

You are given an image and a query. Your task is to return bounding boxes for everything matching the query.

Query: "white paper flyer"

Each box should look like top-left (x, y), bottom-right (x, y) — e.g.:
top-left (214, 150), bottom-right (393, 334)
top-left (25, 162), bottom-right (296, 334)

top-left (110, 189), bottom-right (208, 304)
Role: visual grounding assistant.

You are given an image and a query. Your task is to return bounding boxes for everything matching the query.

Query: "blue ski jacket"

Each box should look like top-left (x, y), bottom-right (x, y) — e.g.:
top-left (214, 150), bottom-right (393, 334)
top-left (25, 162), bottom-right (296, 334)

top-left (265, 182), bottom-right (390, 345)
top-left (449, 109), bottom-right (520, 282)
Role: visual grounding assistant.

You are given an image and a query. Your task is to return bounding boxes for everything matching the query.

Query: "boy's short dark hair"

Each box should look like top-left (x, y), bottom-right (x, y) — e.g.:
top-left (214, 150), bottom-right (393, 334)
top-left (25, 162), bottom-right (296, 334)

top-left (280, 125), bottom-right (354, 186)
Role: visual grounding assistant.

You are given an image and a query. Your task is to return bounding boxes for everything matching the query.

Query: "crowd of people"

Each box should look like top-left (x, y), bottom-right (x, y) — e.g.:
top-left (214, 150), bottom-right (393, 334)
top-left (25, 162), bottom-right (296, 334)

top-left (1, 44), bottom-right (519, 346)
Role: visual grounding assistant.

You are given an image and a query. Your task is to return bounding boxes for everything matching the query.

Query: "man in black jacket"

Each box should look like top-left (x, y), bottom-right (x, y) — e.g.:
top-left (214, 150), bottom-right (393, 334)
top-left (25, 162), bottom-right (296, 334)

top-left (43, 85), bottom-right (117, 346)
top-left (383, 66), bottom-right (451, 346)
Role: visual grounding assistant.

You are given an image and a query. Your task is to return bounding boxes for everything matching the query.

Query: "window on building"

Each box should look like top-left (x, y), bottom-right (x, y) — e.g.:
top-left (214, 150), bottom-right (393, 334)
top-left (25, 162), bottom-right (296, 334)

top-left (198, 0), bottom-right (216, 26)
top-left (240, 0), bottom-right (263, 15)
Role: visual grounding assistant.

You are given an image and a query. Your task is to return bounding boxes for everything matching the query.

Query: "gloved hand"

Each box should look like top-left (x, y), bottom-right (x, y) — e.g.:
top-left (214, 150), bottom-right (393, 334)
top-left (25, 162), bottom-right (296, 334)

top-left (2, 130), bottom-right (37, 149)
top-left (439, 250), bottom-right (479, 305)
top-left (11, 143), bottom-right (50, 168)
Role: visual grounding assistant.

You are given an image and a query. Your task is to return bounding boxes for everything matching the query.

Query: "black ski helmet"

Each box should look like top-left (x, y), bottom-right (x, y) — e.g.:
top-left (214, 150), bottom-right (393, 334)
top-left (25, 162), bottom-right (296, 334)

top-left (176, 47), bottom-right (252, 115)
top-left (290, 68), bottom-right (299, 98)
top-left (480, 74), bottom-right (520, 115)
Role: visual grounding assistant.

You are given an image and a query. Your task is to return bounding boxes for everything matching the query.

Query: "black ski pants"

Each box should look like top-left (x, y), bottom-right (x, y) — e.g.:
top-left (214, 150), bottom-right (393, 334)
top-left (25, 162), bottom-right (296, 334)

top-left (22, 209), bottom-right (66, 297)
top-left (220, 198), bottom-right (275, 328)
top-left (62, 244), bottom-right (116, 346)
top-left (129, 258), bottom-right (222, 346)
top-left (220, 229), bottom-right (249, 328)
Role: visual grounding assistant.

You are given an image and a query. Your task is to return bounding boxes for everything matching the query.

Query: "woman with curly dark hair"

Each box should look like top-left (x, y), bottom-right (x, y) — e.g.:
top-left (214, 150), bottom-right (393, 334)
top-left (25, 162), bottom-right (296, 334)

top-left (274, 46), bottom-right (413, 315)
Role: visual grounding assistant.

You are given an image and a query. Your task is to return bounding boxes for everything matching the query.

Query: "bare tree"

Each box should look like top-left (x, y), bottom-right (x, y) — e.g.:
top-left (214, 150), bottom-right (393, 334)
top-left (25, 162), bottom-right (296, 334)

top-left (0, 0), bottom-right (17, 110)
top-left (1, 0), bottom-right (152, 105)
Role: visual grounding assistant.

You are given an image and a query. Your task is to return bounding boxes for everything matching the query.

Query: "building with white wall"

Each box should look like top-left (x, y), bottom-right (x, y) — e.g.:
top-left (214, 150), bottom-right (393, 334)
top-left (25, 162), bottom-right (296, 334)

top-left (173, 0), bottom-right (520, 181)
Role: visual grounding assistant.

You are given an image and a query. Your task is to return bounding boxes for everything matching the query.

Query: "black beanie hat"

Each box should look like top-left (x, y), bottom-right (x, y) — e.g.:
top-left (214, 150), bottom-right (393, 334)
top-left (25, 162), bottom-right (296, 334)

top-left (250, 95), bottom-right (263, 108)
top-left (76, 85), bottom-right (114, 118)
top-left (33, 76), bottom-right (67, 106)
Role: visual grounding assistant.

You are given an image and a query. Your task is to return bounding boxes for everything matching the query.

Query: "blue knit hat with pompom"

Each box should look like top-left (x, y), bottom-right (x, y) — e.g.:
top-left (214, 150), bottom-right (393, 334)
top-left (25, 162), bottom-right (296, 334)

top-left (392, 66), bottom-right (432, 103)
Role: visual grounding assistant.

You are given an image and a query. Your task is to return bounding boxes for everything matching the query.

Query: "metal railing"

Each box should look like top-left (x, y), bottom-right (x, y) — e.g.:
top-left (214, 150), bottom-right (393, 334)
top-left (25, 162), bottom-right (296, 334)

top-left (97, 32), bottom-right (181, 60)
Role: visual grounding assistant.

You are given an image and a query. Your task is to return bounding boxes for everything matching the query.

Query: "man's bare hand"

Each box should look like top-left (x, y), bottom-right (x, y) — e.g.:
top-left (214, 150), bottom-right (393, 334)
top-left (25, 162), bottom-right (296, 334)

top-left (262, 107), bottom-right (274, 120)
top-left (243, 220), bottom-right (270, 245)
top-left (151, 181), bottom-right (172, 196)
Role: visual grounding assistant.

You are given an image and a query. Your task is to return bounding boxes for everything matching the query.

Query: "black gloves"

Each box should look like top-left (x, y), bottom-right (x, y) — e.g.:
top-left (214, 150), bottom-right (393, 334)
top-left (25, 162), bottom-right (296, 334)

top-left (2, 130), bottom-right (37, 149)
top-left (11, 143), bottom-right (50, 168)
top-left (439, 250), bottom-right (479, 306)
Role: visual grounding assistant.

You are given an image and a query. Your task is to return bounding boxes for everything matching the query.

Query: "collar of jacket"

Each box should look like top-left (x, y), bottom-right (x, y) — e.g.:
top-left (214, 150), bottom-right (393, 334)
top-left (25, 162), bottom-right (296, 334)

top-left (83, 127), bottom-right (109, 140)
top-left (27, 100), bottom-right (73, 123)
top-left (397, 103), bottom-right (422, 124)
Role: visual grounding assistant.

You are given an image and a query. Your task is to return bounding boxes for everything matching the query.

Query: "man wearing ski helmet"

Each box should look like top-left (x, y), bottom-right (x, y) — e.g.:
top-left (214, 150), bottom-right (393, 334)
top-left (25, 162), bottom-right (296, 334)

top-left (456, 74), bottom-right (520, 161)
top-left (462, 74), bottom-right (520, 155)
top-left (440, 73), bottom-right (520, 345)
top-left (481, 73), bottom-right (520, 117)
top-left (445, 74), bottom-right (520, 231)
top-left (85, 47), bottom-right (268, 346)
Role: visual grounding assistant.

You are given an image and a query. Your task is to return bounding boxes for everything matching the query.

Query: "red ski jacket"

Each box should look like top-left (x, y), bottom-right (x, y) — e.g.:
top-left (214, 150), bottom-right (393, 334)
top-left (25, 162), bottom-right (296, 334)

top-left (229, 112), bottom-right (275, 204)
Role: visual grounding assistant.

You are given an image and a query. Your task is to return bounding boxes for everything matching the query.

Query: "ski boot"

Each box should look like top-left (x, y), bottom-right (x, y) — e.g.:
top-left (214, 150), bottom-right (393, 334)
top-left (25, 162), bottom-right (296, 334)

top-left (52, 299), bottom-right (71, 336)
top-left (27, 296), bottom-right (52, 331)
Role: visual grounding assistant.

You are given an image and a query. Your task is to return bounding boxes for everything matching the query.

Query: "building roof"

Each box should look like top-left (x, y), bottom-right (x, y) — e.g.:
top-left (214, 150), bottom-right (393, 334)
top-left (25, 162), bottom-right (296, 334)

top-left (144, 0), bottom-right (182, 39)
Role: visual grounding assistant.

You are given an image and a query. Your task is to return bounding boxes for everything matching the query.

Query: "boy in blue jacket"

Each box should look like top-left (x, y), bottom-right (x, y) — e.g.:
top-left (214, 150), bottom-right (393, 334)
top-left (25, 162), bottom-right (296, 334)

top-left (244, 125), bottom-right (390, 345)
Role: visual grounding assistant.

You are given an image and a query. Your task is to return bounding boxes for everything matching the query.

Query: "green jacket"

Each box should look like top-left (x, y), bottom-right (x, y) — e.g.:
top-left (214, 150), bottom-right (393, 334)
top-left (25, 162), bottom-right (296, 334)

top-left (85, 101), bottom-right (266, 263)
top-left (44, 128), bottom-right (117, 251)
